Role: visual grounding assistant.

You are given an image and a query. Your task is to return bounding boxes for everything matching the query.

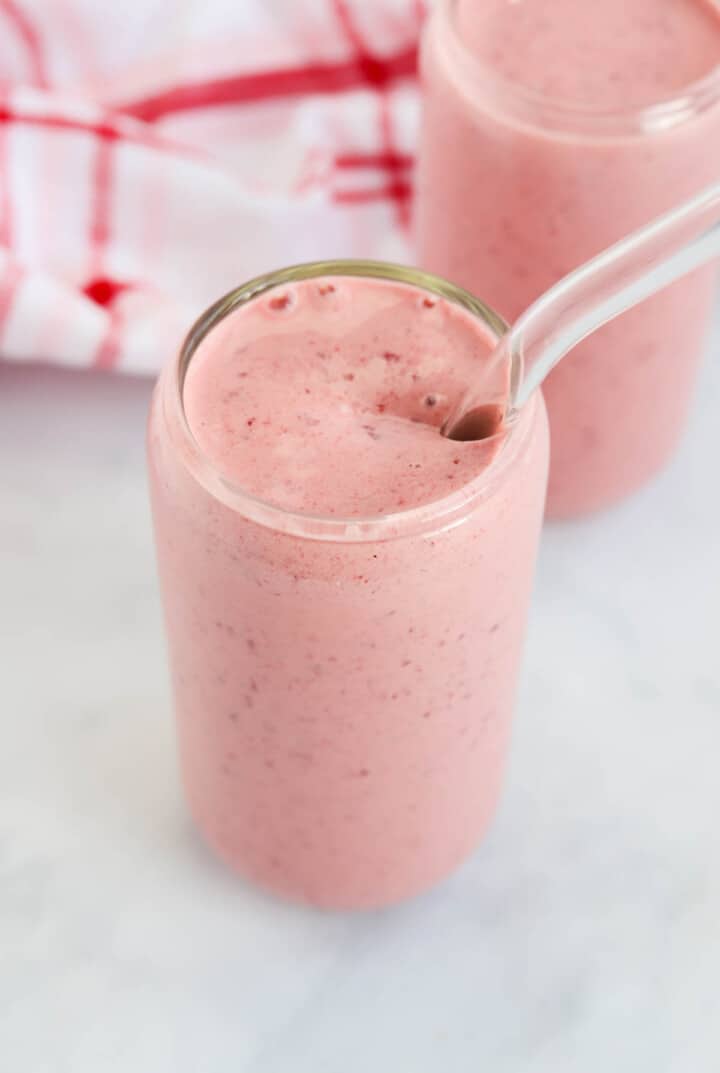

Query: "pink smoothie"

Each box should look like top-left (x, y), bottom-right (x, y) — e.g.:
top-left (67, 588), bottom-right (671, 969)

top-left (148, 269), bottom-right (548, 909)
top-left (417, 0), bottom-right (720, 517)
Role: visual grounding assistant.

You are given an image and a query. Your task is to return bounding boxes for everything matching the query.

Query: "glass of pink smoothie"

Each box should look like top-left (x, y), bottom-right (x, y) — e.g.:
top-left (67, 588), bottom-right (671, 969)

top-left (148, 262), bottom-right (548, 909)
top-left (417, 0), bottom-right (720, 517)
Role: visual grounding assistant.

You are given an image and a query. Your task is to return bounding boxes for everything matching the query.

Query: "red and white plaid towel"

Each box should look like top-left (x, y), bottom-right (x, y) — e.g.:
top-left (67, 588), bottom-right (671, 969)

top-left (0, 0), bottom-right (426, 373)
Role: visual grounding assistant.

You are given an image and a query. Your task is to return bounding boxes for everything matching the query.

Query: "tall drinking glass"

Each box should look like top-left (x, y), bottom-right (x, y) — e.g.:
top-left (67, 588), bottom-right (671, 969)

top-left (148, 262), bottom-right (548, 909)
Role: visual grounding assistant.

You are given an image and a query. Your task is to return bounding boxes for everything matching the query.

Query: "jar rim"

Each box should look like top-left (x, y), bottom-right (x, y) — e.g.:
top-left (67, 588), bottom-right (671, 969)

top-left (164, 260), bottom-right (534, 543)
top-left (435, 0), bottom-right (720, 137)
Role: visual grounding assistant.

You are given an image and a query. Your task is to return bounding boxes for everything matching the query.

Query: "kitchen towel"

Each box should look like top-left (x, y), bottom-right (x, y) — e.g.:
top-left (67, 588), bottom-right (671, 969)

top-left (0, 0), bottom-right (425, 373)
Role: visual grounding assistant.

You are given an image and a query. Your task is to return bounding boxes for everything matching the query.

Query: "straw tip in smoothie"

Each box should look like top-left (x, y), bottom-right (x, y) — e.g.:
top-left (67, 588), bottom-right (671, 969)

top-left (445, 403), bottom-right (505, 443)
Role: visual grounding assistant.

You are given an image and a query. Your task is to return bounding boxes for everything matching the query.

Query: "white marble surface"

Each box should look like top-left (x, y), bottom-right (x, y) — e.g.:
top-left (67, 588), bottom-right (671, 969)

top-left (1, 321), bottom-right (719, 1073)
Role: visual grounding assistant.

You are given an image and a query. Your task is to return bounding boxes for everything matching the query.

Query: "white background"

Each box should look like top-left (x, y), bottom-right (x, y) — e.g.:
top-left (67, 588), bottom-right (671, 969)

top-left (1, 308), bottom-right (719, 1070)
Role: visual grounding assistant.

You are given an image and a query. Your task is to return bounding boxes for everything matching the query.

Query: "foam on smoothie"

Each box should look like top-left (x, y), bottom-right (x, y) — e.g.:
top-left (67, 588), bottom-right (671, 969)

top-left (183, 277), bottom-right (503, 517)
top-left (456, 0), bottom-right (720, 110)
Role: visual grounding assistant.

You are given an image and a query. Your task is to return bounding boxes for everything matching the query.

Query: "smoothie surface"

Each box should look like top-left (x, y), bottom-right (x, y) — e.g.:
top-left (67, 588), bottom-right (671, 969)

top-left (184, 276), bottom-right (501, 517)
top-left (455, 0), bottom-right (720, 111)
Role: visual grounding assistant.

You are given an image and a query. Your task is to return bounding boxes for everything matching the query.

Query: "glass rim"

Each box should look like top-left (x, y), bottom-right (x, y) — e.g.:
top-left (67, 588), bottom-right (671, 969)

top-left (166, 259), bottom-right (533, 544)
top-left (435, 0), bottom-right (720, 136)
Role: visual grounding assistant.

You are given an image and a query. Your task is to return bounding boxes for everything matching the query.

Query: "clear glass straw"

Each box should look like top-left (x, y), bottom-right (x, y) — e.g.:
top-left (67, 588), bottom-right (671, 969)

top-left (444, 182), bottom-right (720, 439)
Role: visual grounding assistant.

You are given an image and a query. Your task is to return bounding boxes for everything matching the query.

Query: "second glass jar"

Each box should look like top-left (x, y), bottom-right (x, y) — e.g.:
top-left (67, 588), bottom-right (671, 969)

top-left (417, 0), bottom-right (720, 517)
